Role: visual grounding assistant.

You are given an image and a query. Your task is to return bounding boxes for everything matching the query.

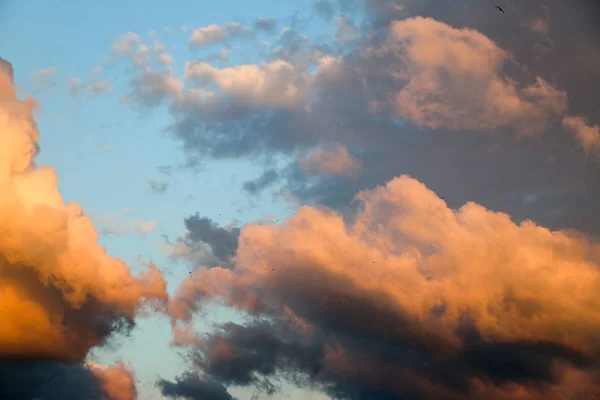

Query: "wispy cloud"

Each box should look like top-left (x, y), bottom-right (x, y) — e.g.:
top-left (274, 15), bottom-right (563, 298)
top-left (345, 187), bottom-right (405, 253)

top-left (148, 179), bottom-right (169, 193)
top-left (30, 67), bottom-right (59, 92)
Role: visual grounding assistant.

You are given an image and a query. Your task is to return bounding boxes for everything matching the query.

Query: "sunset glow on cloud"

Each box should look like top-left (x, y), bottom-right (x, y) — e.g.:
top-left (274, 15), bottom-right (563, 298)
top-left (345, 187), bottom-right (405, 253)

top-left (1, 0), bottom-right (599, 399)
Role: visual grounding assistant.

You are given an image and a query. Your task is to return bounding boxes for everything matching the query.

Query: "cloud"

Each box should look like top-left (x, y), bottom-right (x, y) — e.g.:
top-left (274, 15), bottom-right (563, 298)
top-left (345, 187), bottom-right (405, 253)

top-left (0, 56), bottom-right (14, 80)
top-left (151, 38), bottom-right (166, 53)
top-left (526, 17), bottom-right (550, 36)
top-left (388, 17), bottom-right (567, 134)
top-left (166, 175), bottom-right (600, 399)
top-left (129, 67), bottom-right (183, 108)
top-left (139, 13), bottom-right (571, 162)
top-left (87, 361), bottom-right (137, 400)
top-left (253, 17), bottom-right (278, 35)
top-left (562, 115), bottom-right (600, 157)
top-left (68, 76), bottom-right (113, 97)
top-left (242, 169), bottom-right (280, 195)
top-left (87, 79), bottom-right (113, 95)
top-left (159, 215), bottom-right (242, 273)
top-left (183, 59), bottom-right (316, 110)
top-left (184, 215), bottom-right (241, 263)
top-left (205, 49), bottom-right (232, 62)
top-left (111, 32), bottom-right (150, 67)
top-left (30, 67), bottom-right (59, 92)
top-left (161, 214), bottom-right (241, 268)
top-left (335, 17), bottom-right (359, 43)
top-left (157, 165), bottom-right (173, 175)
top-left (30, 67), bottom-right (59, 80)
top-left (0, 58), bottom-right (167, 399)
top-left (99, 219), bottom-right (158, 236)
top-left (148, 179), bottom-right (169, 193)
top-left (112, 32), bottom-right (142, 55)
top-left (313, 0), bottom-right (335, 21)
top-left (68, 76), bottom-right (83, 95)
top-left (159, 52), bottom-right (173, 65)
top-left (299, 144), bottom-right (361, 177)
top-left (158, 372), bottom-right (235, 400)
top-left (0, 360), bottom-right (138, 400)
top-left (189, 22), bottom-right (253, 49)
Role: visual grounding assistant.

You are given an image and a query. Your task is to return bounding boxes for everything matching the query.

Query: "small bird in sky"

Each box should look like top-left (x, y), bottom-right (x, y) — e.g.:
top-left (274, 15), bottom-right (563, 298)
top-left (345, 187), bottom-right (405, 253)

top-left (495, 5), bottom-right (504, 13)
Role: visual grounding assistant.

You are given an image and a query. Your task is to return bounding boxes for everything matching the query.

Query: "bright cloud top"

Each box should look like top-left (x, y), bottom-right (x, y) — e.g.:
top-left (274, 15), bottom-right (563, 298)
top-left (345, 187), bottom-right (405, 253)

top-left (189, 22), bottom-right (252, 49)
top-left (185, 59), bottom-right (312, 110)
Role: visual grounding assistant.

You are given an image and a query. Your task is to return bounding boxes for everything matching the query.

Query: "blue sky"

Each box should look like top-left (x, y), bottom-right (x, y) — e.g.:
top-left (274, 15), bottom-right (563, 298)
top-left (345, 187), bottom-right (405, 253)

top-left (0, 0), bottom-right (333, 398)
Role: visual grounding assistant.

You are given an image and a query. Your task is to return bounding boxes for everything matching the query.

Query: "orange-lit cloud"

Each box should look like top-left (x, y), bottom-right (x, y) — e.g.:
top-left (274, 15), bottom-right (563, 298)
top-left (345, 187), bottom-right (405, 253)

top-left (88, 361), bottom-right (138, 400)
top-left (388, 17), bottom-right (567, 134)
top-left (299, 144), bottom-right (362, 177)
top-left (168, 174), bottom-right (600, 398)
top-left (175, 175), bottom-right (600, 351)
top-left (0, 60), bottom-right (168, 363)
top-left (562, 115), bottom-right (600, 157)
top-left (183, 56), bottom-right (341, 111)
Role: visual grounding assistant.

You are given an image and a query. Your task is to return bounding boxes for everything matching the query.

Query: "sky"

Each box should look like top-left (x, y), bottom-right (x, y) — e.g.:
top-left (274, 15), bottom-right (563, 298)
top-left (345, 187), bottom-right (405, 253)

top-left (1, 0), bottom-right (600, 399)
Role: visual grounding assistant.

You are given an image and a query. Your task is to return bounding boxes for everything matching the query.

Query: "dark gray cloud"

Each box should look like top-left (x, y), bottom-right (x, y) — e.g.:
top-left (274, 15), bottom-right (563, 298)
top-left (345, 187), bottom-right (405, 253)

top-left (184, 214), bottom-right (241, 263)
top-left (164, 215), bottom-right (241, 267)
top-left (167, 313), bottom-right (600, 400)
top-left (148, 179), bottom-right (169, 193)
top-left (197, 321), bottom-right (324, 387)
top-left (253, 17), bottom-right (278, 35)
top-left (166, 268), bottom-right (600, 400)
top-left (242, 169), bottom-right (280, 195)
top-left (158, 372), bottom-right (236, 400)
top-left (0, 361), bottom-right (108, 400)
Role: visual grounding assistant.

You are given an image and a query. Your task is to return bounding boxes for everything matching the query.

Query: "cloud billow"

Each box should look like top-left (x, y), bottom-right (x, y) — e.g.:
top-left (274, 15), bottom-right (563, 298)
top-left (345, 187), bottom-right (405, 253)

top-left (0, 58), bottom-right (167, 400)
top-left (166, 175), bottom-right (600, 399)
